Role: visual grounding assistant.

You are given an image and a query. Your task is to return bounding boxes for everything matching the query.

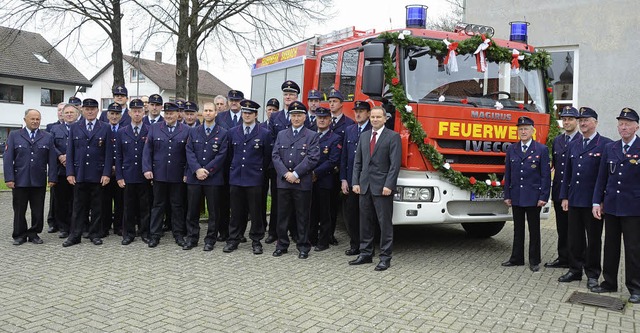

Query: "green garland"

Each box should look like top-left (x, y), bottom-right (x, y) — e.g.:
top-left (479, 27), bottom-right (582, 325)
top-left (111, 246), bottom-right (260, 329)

top-left (379, 31), bottom-right (557, 196)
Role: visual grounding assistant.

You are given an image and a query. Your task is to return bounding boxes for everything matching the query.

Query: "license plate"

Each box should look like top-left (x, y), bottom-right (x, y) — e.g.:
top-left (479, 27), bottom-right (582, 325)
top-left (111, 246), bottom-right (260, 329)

top-left (470, 191), bottom-right (504, 201)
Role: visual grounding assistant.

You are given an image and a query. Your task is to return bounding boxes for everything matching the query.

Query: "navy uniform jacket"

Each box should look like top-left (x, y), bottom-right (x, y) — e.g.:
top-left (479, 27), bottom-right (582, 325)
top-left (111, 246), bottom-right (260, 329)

top-left (185, 124), bottom-right (228, 186)
top-left (143, 115), bottom-right (164, 125)
top-left (504, 141), bottom-right (551, 207)
top-left (313, 131), bottom-right (342, 189)
top-left (46, 120), bottom-right (63, 133)
top-left (50, 123), bottom-right (71, 176)
top-left (115, 124), bottom-right (149, 184)
top-left (559, 133), bottom-right (612, 207)
top-left (3, 129), bottom-right (57, 186)
top-left (330, 114), bottom-right (355, 142)
top-left (340, 122), bottom-right (372, 186)
top-left (269, 110), bottom-right (312, 140)
top-left (142, 122), bottom-right (189, 183)
top-left (182, 119), bottom-right (201, 128)
top-left (99, 109), bottom-right (131, 126)
top-left (551, 132), bottom-right (582, 202)
top-left (306, 114), bottom-right (318, 132)
top-left (593, 137), bottom-right (640, 216)
top-left (66, 120), bottom-right (112, 183)
top-left (215, 110), bottom-right (242, 130)
top-left (272, 127), bottom-right (320, 191)
top-left (228, 124), bottom-right (272, 187)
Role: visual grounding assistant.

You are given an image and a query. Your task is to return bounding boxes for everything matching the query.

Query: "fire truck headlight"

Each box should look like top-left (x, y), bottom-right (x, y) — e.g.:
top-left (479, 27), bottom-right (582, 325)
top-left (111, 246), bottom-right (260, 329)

top-left (396, 186), bottom-right (434, 202)
top-left (418, 188), bottom-right (433, 201)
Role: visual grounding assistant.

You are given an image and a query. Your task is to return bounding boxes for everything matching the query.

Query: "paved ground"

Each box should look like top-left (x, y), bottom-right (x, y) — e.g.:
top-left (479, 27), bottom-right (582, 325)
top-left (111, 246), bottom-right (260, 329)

top-left (0, 190), bottom-right (638, 332)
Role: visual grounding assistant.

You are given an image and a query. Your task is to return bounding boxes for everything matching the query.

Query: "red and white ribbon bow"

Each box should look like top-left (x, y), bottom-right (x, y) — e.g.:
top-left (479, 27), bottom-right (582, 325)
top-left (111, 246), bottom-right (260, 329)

top-left (442, 39), bottom-right (459, 72)
top-left (511, 49), bottom-right (524, 74)
top-left (474, 35), bottom-right (491, 72)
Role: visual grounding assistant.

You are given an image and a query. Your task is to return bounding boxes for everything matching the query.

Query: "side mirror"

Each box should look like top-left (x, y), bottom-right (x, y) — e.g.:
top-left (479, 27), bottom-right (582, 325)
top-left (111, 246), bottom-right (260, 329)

top-left (361, 43), bottom-right (385, 99)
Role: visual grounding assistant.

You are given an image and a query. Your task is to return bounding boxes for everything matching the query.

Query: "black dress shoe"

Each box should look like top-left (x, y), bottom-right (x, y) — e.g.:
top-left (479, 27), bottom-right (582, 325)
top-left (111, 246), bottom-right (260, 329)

top-left (501, 261), bottom-right (523, 267)
top-left (47, 226), bottom-right (58, 233)
top-left (558, 272), bottom-right (582, 282)
top-left (141, 236), bottom-right (150, 244)
top-left (121, 237), bottom-right (134, 245)
top-left (591, 285), bottom-right (616, 293)
top-left (329, 236), bottom-right (339, 246)
top-left (314, 245), bottom-right (329, 252)
top-left (587, 278), bottom-right (599, 289)
top-left (345, 248), bottom-right (360, 256)
top-left (175, 238), bottom-right (186, 247)
top-left (29, 236), bottom-right (43, 244)
top-left (544, 259), bottom-right (569, 268)
top-left (530, 264), bottom-right (540, 272)
top-left (272, 249), bottom-right (288, 257)
top-left (629, 294), bottom-right (640, 304)
top-left (252, 243), bottom-right (263, 255)
top-left (349, 256), bottom-right (373, 265)
top-left (62, 238), bottom-right (80, 247)
top-left (58, 231), bottom-right (69, 239)
top-left (264, 235), bottom-right (276, 244)
top-left (240, 236), bottom-right (247, 243)
top-left (148, 239), bottom-right (159, 248)
top-left (223, 243), bottom-right (238, 253)
top-left (13, 237), bottom-right (27, 246)
top-left (375, 260), bottom-right (391, 271)
top-left (91, 238), bottom-right (103, 245)
top-left (203, 243), bottom-right (214, 251)
top-left (298, 252), bottom-right (309, 259)
top-left (182, 242), bottom-right (197, 250)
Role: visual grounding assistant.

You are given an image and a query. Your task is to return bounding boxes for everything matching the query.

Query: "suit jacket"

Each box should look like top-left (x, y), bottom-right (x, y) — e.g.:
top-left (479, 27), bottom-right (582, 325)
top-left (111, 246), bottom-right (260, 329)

top-left (3, 128), bottom-right (57, 186)
top-left (272, 127), bottom-right (320, 191)
top-left (142, 122), bottom-right (189, 183)
top-left (115, 123), bottom-right (149, 183)
top-left (143, 115), bottom-right (164, 125)
top-left (593, 137), bottom-right (640, 216)
top-left (50, 122), bottom-right (71, 176)
top-left (352, 127), bottom-right (402, 196)
top-left (503, 140), bottom-right (551, 207)
top-left (185, 124), bottom-right (228, 186)
top-left (228, 124), bottom-right (272, 187)
top-left (99, 109), bottom-right (132, 126)
top-left (551, 132), bottom-right (582, 201)
top-left (340, 122), bottom-right (371, 186)
top-left (559, 133), bottom-right (612, 207)
top-left (313, 131), bottom-right (342, 189)
top-left (215, 110), bottom-right (242, 130)
top-left (66, 120), bottom-right (112, 183)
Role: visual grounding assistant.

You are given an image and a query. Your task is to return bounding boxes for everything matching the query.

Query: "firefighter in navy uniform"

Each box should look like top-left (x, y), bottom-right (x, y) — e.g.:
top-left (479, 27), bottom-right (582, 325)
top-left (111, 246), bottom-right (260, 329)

top-left (306, 89), bottom-right (322, 132)
top-left (263, 97), bottom-right (280, 244)
top-left (99, 85), bottom-right (132, 126)
top-left (557, 107), bottom-right (611, 289)
top-left (143, 94), bottom-right (164, 125)
top-left (591, 108), bottom-right (640, 304)
top-left (116, 99), bottom-right (152, 245)
top-left (501, 116), bottom-right (551, 272)
top-left (102, 102), bottom-right (125, 237)
top-left (546, 106), bottom-right (582, 269)
top-left (272, 101), bottom-right (320, 259)
top-left (309, 107), bottom-right (342, 251)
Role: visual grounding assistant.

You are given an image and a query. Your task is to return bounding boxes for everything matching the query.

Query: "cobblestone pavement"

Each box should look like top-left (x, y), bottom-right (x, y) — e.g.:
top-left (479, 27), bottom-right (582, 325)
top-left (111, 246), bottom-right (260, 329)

top-left (0, 190), bottom-right (637, 332)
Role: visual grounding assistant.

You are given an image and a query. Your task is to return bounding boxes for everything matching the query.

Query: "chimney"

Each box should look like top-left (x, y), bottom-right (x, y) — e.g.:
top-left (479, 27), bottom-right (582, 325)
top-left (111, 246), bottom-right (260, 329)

top-left (155, 51), bottom-right (162, 63)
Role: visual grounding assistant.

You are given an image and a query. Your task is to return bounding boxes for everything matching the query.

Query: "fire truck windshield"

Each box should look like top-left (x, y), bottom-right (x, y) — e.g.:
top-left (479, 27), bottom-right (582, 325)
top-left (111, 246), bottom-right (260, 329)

top-left (402, 47), bottom-right (546, 113)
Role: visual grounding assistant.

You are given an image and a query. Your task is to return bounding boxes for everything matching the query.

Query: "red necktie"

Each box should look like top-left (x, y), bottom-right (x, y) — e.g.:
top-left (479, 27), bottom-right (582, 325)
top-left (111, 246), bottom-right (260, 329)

top-left (370, 131), bottom-right (377, 156)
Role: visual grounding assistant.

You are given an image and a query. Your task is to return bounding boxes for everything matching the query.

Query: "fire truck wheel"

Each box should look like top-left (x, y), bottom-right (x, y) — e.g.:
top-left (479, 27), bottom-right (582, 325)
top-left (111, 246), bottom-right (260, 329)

top-left (461, 222), bottom-right (505, 238)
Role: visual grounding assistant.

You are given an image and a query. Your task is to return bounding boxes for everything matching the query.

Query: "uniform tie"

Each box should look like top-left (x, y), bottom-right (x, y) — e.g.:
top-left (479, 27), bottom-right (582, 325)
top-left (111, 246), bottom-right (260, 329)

top-left (112, 125), bottom-right (117, 133)
top-left (583, 138), bottom-right (589, 149)
top-left (151, 119), bottom-right (156, 124)
top-left (168, 126), bottom-right (174, 133)
top-left (370, 131), bottom-right (377, 156)
top-left (358, 127), bottom-right (362, 135)
top-left (245, 126), bottom-right (250, 136)
top-left (30, 130), bottom-right (35, 141)
top-left (206, 127), bottom-right (211, 136)
top-left (293, 129), bottom-right (298, 137)
top-left (87, 122), bottom-right (93, 132)
top-left (522, 144), bottom-right (528, 153)
top-left (233, 114), bottom-right (238, 126)
top-left (565, 134), bottom-right (570, 143)
top-left (310, 115), bottom-right (315, 123)
top-left (624, 144), bottom-right (630, 154)
top-left (65, 125), bottom-right (70, 132)
top-left (332, 117), bottom-right (337, 126)
top-left (134, 126), bottom-right (139, 136)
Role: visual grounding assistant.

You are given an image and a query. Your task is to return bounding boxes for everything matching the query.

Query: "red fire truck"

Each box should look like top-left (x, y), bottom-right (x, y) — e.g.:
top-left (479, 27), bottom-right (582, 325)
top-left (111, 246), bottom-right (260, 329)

top-left (251, 8), bottom-right (551, 237)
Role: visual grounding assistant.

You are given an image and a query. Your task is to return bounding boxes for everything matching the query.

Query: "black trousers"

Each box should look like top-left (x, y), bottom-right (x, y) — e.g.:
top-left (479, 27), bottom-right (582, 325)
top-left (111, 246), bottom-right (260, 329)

top-left (263, 169), bottom-right (278, 237)
top-left (342, 190), bottom-right (360, 251)
top-left (276, 189), bottom-right (311, 253)
top-left (509, 206), bottom-right (541, 265)
top-left (47, 185), bottom-right (56, 228)
top-left (12, 187), bottom-right (46, 240)
top-left (101, 177), bottom-right (124, 235)
top-left (185, 184), bottom-right (221, 244)
top-left (218, 182), bottom-right (231, 239)
top-left (229, 185), bottom-right (265, 245)
top-left (567, 207), bottom-right (603, 278)
top-left (359, 191), bottom-right (394, 260)
top-left (123, 181), bottom-right (151, 239)
top-left (69, 183), bottom-right (103, 241)
top-left (601, 214), bottom-right (640, 294)
top-left (149, 181), bottom-right (186, 241)
top-left (310, 185), bottom-right (331, 247)
top-left (553, 201), bottom-right (569, 263)
top-left (53, 175), bottom-right (73, 233)
top-left (329, 174), bottom-right (341, 237)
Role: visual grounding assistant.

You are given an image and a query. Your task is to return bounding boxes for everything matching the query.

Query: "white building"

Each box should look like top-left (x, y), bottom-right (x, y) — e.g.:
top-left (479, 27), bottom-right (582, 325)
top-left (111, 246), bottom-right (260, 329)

top-left (0, 26), bottom-right (92, 141)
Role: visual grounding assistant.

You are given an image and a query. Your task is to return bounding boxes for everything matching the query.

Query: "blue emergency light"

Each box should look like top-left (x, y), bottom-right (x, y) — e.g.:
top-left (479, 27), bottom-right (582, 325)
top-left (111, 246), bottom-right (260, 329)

top-left (509, 21), bottom-right (529, 43)
top-left (406, 5), bottom-right (428, 29)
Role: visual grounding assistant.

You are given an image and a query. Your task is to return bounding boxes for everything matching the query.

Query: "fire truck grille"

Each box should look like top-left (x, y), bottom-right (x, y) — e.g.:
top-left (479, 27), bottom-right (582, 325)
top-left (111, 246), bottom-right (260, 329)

top-left (442, 154), bottom-right (506, 165)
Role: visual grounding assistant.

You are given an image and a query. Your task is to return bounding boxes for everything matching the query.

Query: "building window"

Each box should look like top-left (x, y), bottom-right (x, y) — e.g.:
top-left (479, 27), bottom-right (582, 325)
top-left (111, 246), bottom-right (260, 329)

top-left (339, 48), bottom-right (360, 102)
top-left (546, 48), bottom-right (578, 114)
top-left (318, 52), bottom-right (338, 100)
top-left (33, 52), bottom-right (50, 64)
top-left (130, 68), bottom-right (145, 83)
top-left (41, 88), bottom-right (64, 106)
top-left (0, 84), bottom-right (24, 104)
top-left (101, 98), bottom-right (114, 111)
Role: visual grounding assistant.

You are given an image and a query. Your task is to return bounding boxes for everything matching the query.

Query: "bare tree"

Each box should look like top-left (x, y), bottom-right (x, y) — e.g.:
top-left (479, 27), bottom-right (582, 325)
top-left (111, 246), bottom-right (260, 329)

top-left (428, 0), bottom-right (464, 32)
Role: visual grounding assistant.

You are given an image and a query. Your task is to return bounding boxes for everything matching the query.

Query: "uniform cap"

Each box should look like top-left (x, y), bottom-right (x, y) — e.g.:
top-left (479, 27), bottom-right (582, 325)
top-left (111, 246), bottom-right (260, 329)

top-left (68, 96), bottom-right (82, 106)
top-left (183, 101), bottom-right (198, 112)
top-left (82, 98), bottom-right (99, 107)
top-left (559, 106), bottom-right (579, 118)
top-left (287, 101), bottom-right (307, 114)
top-left (163, 102), bottom-right (179, 112)
top-left (149, 94), bottom-right (163, 104)
top-left (516, 116), bottom-right (534, 126)
top-left (307, 89), bottom-right (322, 100)
top-left (281, 80), bottom-right (300, 94)
top-left (352, 100), bottom-right (371, 111)
top-left (314, 107), bottom-right (331, 117)
top-left (266, 98), bottom-right (280, 109)
top-left (129, 99), bottom-right (144, 108)
top-left (616, 107), bottom-right (639, 122)
top-left (227, 90), bottom-right (244, 101)
top-left (112, 85), bottom-right (128, 96)
top-left (240, 99), bottom-right (260, 113)
top-left (107, 102), bottom-right (123, 112)
top-left (175, 99), bottom-right (185, 110)
top-left (578, 107), bottom-right (598, 120)
top-left (327, 88), bottom-right (344, 101)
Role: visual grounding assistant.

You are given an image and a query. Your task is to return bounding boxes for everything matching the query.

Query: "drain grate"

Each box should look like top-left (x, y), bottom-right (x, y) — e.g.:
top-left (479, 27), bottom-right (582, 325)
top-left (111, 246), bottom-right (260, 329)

top-left (566, 291), bottom-right (626, 312)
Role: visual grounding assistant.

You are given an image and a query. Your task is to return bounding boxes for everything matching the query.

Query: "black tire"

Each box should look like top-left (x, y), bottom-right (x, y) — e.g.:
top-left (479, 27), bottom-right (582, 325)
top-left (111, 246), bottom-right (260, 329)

top-left (461, 221), bottom-right (505, 238)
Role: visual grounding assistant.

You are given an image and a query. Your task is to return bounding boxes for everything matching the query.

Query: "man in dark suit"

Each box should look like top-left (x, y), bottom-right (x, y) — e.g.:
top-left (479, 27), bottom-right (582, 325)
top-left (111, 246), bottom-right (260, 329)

top-left (115, 99), bottom-right (152, 245)
top-left (63, 98), bottom-right (113, 247)
top-left (4, 109), bottom-right (57, 245)
top-left (272, 101), bottom-right (320, 259)
top-left (501, 116), bottom-right (551, 272)
top-left (143, 102), bottom-right (190, 248)
top-left (143, 94), bottom-right (164, 125)
top-left (340, 101), bottom-right (371, 255)
top-left (224, 99), bottom-right (272, 254)
top-left (99, 85), bottom-right (132, 126)
top-left (348, 106), bottom-right (401, 271)
top-left (546, 106), bottom-right (582, 269)
top-left (557, 107), bottom-right (611, 289)
top-left (591, 108), bottom-right (640, 304)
